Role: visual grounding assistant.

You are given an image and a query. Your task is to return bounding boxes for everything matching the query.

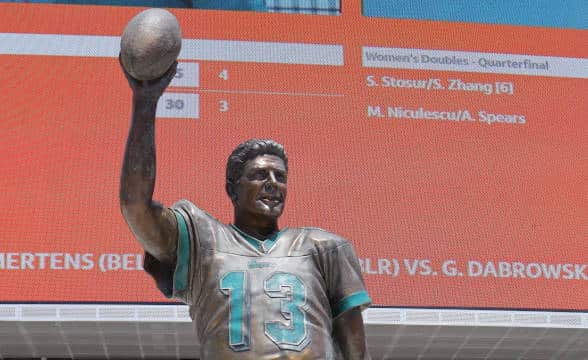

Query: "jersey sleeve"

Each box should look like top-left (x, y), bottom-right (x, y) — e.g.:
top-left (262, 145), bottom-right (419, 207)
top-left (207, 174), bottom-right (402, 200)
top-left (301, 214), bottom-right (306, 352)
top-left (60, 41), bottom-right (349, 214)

top-left (166, 199), bottom-right (221, 305)
top-left (168, 204), bottom-right (192, 303)
top-left (320, 237), bottom-right (372, 319)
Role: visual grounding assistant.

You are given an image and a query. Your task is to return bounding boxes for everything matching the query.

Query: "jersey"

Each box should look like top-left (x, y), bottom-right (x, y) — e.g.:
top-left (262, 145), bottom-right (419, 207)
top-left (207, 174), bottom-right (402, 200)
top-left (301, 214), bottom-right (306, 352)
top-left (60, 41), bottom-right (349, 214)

top-left (162, 199), bottom-right (371, 359)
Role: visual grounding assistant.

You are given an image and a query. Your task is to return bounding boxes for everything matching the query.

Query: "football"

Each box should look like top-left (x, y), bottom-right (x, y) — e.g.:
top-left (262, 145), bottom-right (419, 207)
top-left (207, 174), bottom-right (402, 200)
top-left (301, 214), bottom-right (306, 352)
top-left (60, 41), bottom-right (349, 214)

top-left (120, 8), bottom-right (182, 80)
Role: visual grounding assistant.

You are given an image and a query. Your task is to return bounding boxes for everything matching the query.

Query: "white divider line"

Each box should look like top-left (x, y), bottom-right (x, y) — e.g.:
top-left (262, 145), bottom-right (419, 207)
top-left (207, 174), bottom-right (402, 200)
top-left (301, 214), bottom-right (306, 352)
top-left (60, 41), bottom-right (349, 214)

top-left (0, 33), bottom-right (119, 57)
top-left (364, 308), bottom-right (588, 328)
top-left (197, 89), bottom-right (345, 97)
top-left (362, 46), bottom-right (588, 79)
top-left (0, 33), bottom-right (343, 66)
top-left (1, 305), bottom-right (586, 328)
top-left (182, 38), bottom-right (343, 66)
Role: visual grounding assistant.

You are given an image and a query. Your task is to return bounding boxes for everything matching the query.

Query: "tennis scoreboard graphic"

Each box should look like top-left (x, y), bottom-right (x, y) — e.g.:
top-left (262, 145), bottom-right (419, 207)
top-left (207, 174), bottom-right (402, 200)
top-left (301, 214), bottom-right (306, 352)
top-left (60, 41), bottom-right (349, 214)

top-left (0, 2), bottom-right (586, 311)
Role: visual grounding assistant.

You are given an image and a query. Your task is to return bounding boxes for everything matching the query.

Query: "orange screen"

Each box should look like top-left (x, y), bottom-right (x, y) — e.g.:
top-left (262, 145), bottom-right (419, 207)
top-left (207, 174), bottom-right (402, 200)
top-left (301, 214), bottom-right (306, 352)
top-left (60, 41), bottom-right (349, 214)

top-left (0, 3), bottom-right (586, 310)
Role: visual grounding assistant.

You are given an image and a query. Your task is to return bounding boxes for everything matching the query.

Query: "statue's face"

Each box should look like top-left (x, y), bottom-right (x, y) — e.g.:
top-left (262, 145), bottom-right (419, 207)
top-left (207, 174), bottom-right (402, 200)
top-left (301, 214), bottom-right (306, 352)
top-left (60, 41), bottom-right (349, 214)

top-left (234, 154), bottom-right (287, 222)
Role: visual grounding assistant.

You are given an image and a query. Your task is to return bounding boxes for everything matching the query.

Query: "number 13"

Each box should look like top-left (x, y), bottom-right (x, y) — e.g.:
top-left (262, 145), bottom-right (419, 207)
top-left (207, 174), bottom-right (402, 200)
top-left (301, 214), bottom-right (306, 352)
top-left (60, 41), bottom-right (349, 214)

top-left (220, 271), bottom-right (309, 352)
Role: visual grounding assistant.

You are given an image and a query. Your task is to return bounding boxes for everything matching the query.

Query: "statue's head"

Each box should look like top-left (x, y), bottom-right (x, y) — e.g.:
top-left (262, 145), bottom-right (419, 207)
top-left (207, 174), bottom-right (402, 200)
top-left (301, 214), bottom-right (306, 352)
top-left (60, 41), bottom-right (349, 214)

top-left (226, 139), bottom-right (288, 221)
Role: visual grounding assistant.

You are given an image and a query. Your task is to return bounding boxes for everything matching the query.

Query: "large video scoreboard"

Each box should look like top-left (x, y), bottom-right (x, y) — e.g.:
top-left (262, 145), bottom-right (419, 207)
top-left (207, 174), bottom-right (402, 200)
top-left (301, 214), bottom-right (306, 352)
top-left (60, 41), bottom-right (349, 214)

top-left (0, 1), bottom-right (586, 312)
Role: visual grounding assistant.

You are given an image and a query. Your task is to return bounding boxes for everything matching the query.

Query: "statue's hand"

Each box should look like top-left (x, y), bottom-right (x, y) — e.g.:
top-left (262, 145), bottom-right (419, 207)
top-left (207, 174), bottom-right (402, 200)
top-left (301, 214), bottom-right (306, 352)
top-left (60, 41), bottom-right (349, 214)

top-left (119, 54), bottom-right (177, 102)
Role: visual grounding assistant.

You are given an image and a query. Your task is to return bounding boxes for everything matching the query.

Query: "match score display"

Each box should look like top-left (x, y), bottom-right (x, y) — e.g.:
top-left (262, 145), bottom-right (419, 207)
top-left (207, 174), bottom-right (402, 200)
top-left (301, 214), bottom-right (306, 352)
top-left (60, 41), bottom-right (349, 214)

top-left (0, 2), bottom-right (586, 312)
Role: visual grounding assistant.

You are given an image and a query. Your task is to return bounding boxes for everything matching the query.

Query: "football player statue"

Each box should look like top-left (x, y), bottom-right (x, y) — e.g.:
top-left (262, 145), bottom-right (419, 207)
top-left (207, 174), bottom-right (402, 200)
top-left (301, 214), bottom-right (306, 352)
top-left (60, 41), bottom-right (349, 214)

top-left (120, 61), bottom-right (371, 359)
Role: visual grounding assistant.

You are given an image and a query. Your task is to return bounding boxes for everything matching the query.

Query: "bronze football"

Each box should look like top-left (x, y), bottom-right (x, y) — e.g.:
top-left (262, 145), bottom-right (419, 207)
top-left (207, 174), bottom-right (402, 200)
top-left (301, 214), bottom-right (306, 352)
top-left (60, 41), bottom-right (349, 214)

top-left (120, 8), bottom-right (182, 80)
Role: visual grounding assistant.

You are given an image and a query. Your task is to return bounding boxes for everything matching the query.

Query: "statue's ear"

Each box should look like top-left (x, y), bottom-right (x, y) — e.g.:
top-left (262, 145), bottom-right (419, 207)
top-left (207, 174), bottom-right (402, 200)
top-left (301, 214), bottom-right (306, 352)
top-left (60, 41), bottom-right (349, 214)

top-left (226, 183), bottom-right (237, 204)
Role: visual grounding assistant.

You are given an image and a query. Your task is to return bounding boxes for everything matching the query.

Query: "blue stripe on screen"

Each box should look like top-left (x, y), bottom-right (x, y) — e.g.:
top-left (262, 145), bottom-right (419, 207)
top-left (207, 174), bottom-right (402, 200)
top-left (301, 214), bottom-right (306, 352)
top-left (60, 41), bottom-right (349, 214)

top-left (363, 0), bottom-right (587, 29)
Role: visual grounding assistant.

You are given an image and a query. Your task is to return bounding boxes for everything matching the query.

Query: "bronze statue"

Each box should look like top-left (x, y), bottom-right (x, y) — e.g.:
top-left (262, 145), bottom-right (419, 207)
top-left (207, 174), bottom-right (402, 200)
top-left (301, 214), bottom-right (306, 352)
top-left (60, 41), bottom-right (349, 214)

top-left (120, 60), bottom-right (371, 359)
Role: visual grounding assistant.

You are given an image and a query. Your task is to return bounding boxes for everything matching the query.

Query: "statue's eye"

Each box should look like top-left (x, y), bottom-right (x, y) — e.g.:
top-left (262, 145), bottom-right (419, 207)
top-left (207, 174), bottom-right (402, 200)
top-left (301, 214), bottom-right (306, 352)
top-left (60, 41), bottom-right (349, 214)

top-left (275, 172), bottom-right (286, 183)
top-left (250, 170), bottom-right (267, 180)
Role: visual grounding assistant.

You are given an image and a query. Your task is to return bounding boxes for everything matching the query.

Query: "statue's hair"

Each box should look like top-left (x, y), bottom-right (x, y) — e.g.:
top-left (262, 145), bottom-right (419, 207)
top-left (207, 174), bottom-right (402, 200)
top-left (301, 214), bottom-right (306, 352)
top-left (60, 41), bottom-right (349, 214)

top-left (226, 139), bottom-right (288, 200)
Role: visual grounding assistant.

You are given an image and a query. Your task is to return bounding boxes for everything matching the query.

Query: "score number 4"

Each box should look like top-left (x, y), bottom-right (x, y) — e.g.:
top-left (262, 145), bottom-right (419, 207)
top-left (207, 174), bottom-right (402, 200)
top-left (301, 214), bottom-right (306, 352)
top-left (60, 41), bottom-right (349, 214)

top-left (219, 69), bottom-right (229, 81)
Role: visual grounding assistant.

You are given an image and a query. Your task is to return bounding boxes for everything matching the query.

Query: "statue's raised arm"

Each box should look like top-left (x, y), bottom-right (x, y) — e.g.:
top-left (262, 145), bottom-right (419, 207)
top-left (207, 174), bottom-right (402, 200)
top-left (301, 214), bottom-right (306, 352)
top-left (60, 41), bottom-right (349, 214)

top-left (119, 59), bottom-right (179, 264)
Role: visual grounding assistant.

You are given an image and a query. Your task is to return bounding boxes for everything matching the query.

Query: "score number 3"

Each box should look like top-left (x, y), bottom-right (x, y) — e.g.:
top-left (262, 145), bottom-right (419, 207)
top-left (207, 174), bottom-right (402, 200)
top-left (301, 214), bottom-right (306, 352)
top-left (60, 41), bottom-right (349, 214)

top-left (219, 100), bottom-right (229, 112)
top-left (220, 271), bottom-right (309, 352)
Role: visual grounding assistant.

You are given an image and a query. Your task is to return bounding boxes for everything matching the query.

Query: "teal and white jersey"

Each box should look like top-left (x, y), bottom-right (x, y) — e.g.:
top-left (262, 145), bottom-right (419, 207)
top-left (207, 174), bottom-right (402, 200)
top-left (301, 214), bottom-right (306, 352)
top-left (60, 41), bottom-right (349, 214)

top-left (168, 199), bottom-right (371, 359)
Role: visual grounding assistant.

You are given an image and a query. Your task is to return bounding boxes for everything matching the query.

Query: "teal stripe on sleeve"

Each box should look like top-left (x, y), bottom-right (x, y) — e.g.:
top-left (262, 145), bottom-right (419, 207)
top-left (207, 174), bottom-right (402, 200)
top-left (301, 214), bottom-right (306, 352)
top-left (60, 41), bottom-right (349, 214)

top-left (332, 291), bottom-right (372, 318)
top-left (172, 209), bottom-right (190, 296)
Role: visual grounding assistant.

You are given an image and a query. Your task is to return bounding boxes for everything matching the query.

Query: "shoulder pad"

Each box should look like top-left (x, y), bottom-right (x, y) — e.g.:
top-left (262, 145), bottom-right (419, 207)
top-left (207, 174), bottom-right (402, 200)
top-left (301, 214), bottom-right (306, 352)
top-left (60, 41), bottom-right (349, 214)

top-left (300, 227), bottom-right (349, 251)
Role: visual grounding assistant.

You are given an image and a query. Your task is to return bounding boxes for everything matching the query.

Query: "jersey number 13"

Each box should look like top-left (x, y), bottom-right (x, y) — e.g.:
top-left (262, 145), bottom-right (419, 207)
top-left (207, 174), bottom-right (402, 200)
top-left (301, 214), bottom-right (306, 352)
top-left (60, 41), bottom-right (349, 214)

top-left (220, 271), bottom-right (310, 352)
